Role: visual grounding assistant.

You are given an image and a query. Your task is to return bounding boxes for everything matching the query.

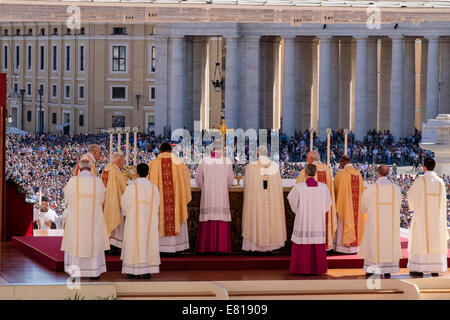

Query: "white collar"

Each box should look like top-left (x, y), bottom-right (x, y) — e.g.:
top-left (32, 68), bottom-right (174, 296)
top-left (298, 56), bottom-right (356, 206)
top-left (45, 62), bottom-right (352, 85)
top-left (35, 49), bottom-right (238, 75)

top-left (344, 163), bottom-right (353, 169)
top-left (79, 170), bottom-right (92, 177)
top-left (376, 177), bottom-right (391, 185)
top-left (424, 171), bottom-right (437, 177)
top-left (136, 177), bottom-right (149, 183)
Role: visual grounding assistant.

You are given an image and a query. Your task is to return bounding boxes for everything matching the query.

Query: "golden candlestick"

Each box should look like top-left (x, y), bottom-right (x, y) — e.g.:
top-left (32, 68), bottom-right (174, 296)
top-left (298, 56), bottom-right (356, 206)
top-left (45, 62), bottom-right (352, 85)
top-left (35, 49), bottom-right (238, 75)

top-left (116, 127), bottom-right (122, 154)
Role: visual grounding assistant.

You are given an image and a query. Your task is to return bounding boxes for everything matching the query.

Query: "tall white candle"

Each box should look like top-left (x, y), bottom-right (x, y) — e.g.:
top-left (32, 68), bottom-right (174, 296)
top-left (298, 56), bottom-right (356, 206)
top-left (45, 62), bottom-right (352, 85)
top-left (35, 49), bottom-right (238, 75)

top-left (125, 128), bottom-right (130, 167)
top-left (344, 128), bottom-right (349, 156)
top-left (326, 128), bottom-right (331, 166)
top-left (309, 127), bottom-right (314, 152)
top-left (117, 128), bottom-right (122, 154)
top-left (133, 128), bottom-right (138, 166)
top-left (109, 130), bottom-right (113, 160)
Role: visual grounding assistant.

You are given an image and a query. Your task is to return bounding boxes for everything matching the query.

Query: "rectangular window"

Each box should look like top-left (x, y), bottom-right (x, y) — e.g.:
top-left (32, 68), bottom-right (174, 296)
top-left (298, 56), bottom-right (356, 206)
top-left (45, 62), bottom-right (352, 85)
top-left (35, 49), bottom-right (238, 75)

top-left (27, 83), bottom-right (31, 96)
top-left (112, 87), bottom-right (126, 100)
top-left (39, 45), bottom-right (45, 71)
top-left (65, 85), bottom-right (70, 99)
top-left (4, 29), bottom-right (8, 36)
top-left (14, 83), bottom-right (18, 93)
top-left (79, 45), bottom-right (85, 72)
top-left (16, 29), bottom-right (20, 36)
top-left (112, 46), bottom-right (126, 72)
top-left (113, 27), bottom-right (126, 35)
top-left (79, 114), bottom-right (84, 127)
top-left (39, 84), bottom-right (45, 97)
top-left (40, 28), bottom-right (45, 36)
top-left (15, 46), bottom-right (20, 69)
top-left (80, 27), bottom-right (85, 35)
top-left (151, 46), bottom-right (156, 72)
top-left (52, 45), bottom-right (57, 71)
top-left (3, 46), bottom-right (8, 70)
top-left (27, 111), bottom-right (32, 122)
top-left (28, 28), bottom-right (33, 36)
top-left (27, 46), bottom-right (32, 70)
top-left (149, 86), bottom-right (155, 101)
top-left (78, 85), bottom-right (85, 99)
top-left (52, 84), bottom-right (57, 98)
top-left (53, 28), bottom-right (58, 35)
top-left (65, 46), bottom-right (71, 71)
top-left (52, 113), bottom-right (57, 124)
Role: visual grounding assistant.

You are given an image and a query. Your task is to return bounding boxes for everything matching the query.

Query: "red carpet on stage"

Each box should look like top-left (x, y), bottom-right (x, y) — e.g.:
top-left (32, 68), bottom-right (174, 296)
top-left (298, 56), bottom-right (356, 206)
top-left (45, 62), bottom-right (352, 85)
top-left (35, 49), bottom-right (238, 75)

top-left (11, 236), bottom-right (450, 272)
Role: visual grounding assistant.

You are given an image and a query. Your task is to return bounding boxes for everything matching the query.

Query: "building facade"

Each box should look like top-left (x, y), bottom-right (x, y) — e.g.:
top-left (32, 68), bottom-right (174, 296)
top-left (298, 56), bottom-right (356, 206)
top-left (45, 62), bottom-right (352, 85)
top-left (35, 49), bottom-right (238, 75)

top-left (0, 1), bottom-right (449, 140)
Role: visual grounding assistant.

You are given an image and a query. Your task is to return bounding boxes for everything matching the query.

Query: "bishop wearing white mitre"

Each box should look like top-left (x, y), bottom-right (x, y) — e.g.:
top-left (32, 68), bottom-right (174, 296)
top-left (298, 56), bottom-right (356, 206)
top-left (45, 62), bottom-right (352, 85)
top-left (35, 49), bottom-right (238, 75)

top-left (61, 159), bottom-right (109, 280)
top-left (407, 158), bottom-right (449, 277)
top-left (121, 163), bottom-right (161, 279)
top-left (359, 165), bottom-right (402, 277)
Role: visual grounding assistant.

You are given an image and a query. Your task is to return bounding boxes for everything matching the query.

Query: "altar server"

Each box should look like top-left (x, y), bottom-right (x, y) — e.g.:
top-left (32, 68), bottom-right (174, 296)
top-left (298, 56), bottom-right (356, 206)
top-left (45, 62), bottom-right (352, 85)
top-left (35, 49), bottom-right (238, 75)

top-left (288, 164), bottom-right (331, 274)
top-left (296, 150), bottom-right (337, 250)
top-left (101, 153), bottom-right (127, 252)
top-left (61, 159), bottom-right (109, 279)
top-left (242, 146), bottom-right (286, 252)
top-left (121, 163), bottom-right (161, 279)
top-left (334, 155), bottom-right (366, 254)
top-left (148, 142), bottom-right (192, 253)
top-left (407, 158), bottom-right (449, 277)
top-left (195, 151), bottom-right (234, 253)
top-left (359, 165), bottom-right (402, 277)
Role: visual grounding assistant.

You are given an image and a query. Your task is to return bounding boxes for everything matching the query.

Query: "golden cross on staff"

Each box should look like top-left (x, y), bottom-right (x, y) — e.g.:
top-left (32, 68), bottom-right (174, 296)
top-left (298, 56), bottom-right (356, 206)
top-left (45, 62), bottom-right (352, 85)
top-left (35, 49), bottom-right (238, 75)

top-left (219, 119), bottom-right (227, 156)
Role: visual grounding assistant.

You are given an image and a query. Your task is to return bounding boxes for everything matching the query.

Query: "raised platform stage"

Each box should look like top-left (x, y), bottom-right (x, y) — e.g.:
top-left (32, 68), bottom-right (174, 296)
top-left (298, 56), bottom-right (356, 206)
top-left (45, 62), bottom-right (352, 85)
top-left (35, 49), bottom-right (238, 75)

top-left (12, 236), bottom-right (449, 273)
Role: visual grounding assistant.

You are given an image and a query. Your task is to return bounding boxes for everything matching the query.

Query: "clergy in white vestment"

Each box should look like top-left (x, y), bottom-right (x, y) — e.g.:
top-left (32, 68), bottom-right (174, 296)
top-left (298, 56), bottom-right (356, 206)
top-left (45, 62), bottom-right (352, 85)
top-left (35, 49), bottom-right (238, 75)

top-left (359, 165), bottom-right (403, 277)
top-left (288, 164), bottom-right (331, 275)
top-left (73, 144), bottom-right (102, 177)
top-left (121, 163), bottom-right (161, 279)
top-left (407, 158), bottom-right (449, 277)
top-left (242, 146), bottom-right (286, 252)
top-left (195, 150), bottom-right (234, 253)
top-left (61, 159), bottom-right (109, 279)
top-left (33, 196), bottom-right (58, 230)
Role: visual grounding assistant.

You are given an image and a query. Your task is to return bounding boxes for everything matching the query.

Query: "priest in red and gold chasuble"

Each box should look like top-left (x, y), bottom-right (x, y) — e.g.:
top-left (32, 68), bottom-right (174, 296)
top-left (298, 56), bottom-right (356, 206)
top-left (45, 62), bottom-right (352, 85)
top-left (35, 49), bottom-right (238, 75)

top-left (333, 156), bottom-right (366, 253)
top-left (148, 143), bottom-right (191, 242)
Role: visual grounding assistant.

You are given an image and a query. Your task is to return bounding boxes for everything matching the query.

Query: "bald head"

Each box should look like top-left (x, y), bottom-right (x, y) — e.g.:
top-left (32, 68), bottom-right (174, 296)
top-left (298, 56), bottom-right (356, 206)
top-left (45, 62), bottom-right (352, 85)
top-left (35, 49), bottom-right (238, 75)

top-left (306, 150), bottom-right (320, 164)
top-left (88, 144), bottom-right (102, 161)
top-left (377, 165), bottom-right (389, 177)
top-left (111, 153), bottom-right (124, 169)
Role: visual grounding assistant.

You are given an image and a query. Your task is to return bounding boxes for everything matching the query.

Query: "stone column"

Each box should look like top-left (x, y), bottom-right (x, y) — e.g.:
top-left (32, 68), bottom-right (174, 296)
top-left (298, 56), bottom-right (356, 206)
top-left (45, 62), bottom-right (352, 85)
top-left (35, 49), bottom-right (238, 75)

top-left (426, 36), bottom-right (440, 121)
top-left (403, 37), bottom-right (416, 136)
top-left (379, 38), bottom-right (392, 131)
top-left (390, 36), bottom-right (404, 140)
top-left (339, 38), bottom-right (352, 129)
top-left (420, 38), bottom-right (428, 127)
top-left (439, 37), bottom-right (450, 114)
top-left (243, 35), bottom-right (260, 130)
top-left (224, 36), bottom-right (240, 129)
top-left (317, 36), bottom-right (332, 139)
top-left (330, 38), bottom-right (340, 130)
top-left (354, 36), bottom-right (368, 140)
top-left (169, 36), bottom-right (185, 132)
top-left (367, 37), bottom-right (378, 131)
top-left (185, 37), bottom-right (194, 132)
top-left (155, 36), bottom-right (169, 136)
top-left (282, 36), bottom-right (296, 137)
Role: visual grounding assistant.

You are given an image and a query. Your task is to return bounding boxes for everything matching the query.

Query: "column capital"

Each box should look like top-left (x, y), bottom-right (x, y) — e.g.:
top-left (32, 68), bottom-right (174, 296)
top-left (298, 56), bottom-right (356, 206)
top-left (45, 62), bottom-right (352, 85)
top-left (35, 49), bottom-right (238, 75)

top-left (354, 35), bottom-right (369, 41)
top-left (425, 35), bottom-right (440, 42)
top-left (243, 35), bottom-right (261, 41)
top-left (170, 35), bottom-right (185, 41)
top-left (224, 35), bottom-right (240, 41)
top-left (281, 34), bottom-right (297, 40)
top-left (389, 35), bottom-right (404, 41)
top-left (317, 35), bottom-right (333, 42)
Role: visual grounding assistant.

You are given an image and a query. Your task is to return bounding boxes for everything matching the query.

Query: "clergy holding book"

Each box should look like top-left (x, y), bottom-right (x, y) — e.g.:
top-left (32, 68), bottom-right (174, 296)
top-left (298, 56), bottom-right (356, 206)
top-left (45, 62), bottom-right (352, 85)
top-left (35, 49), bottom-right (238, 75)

top-left (407, 157), bottom-right (448, 277)
top-left (359, 165), bottom-right (403, 277)
top-left (288, 164), bottom-right (331, 275)
top-left (61, 159), bottom-right (109, 280)
top-left (242, 146), bottom-right (286, 252)
top-left (121, 163), bottom-right (161, 279)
